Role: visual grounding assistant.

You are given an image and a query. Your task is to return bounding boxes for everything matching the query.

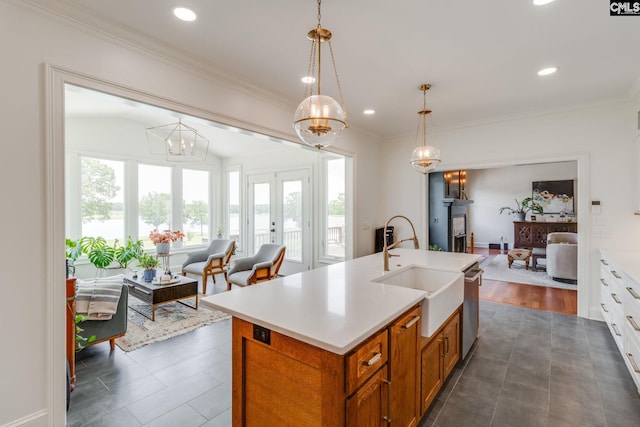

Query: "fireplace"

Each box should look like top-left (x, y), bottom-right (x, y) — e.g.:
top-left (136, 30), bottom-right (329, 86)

top-left (429, 172), bottom-right (473, 253)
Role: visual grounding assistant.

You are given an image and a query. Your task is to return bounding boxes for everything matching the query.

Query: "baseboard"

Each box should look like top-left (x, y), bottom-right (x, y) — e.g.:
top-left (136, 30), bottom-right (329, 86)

top-left (1, 410), bottom-right (48, 427)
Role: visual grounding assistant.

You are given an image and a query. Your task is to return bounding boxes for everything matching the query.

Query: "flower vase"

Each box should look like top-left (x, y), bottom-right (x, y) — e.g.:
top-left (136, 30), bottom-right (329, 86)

top-left (156, 242), bottom-right (170, 255)
top-left (143, 269), bottom-right (155, 282)
top-left (514, 212), bottom-right (526, 222)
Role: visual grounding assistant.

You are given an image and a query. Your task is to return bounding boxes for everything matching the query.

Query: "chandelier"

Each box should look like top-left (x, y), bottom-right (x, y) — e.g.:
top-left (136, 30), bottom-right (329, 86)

top-left (293, 0), bottom-right (348, 149)
top-left (146, 119), bottom-right (209, 162)
top-left (410, 84), bottom-right (441, 174)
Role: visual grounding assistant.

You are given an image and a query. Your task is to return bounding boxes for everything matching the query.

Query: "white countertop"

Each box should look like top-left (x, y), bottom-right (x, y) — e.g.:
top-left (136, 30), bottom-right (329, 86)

top-left (201, 249), bottom-right (481, 355)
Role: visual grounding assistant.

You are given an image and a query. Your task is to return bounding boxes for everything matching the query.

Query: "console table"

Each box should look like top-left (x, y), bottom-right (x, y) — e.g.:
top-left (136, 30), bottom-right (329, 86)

top-left (513, 221), bottom-right (577, 249)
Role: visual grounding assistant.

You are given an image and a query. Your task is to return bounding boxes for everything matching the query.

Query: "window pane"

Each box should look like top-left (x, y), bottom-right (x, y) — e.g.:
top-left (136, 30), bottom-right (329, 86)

top-left (138, 164), bottom-right (172, 249)
top-left (327, 158), bottom-right (345, 258)
top-left (282, 180), bottom-right (302, 262)
top-left (182, 169), bottom-right (209, 246)
top-left (228, 170), bottom-right (241, 250)
top-left (254, 182), bottom-right (270, 253)
top-left (81, 157), bottom-right (124, 245)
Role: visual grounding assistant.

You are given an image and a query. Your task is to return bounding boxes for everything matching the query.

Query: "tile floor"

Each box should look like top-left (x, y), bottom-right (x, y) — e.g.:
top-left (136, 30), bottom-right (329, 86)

top-left (67, 300), bottom-right (640, 426)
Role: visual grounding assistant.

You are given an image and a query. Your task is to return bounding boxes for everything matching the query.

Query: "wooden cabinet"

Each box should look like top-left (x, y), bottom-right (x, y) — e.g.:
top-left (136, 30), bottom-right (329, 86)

top-left (389, 307), bottom-right (421, 427)
top-left (420, 309), bottom-right (461, 414)
top-left (346, 366), bottom-right (389, 427)
top-left (231, 305), bottom-right (421, 427)
top-left (513, 221), bottom-right (577, 249)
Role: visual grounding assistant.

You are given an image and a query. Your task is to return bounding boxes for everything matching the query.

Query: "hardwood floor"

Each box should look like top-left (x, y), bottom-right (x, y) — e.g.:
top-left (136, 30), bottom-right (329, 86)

top-left (473, 247), bottom-right (578, 315)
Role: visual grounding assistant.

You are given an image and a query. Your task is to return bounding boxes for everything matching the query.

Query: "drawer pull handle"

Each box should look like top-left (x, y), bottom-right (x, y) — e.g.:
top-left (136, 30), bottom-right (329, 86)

top-left (611, 270), bottom-right (622, 279)
top-left (365, 352), bottom-right (382, 367)
top-left (627, 287), bottom-right (640, 300)
top-left (600, 303), bottom-right (608, 313)
top-left (600, 278), bottom-right (608, 287)
top-left (611, 293), bottom-right (622, 304)
top-left (600, 259), bottom-right (609, 266)
top-left (627, 316), bottom-right (640, 332)
top-left (626, 353), bottom-right (640, 373)
top-left (612, 323), bottom-right (622, 337)
top-left (403, 316), bottom-right (420, 329)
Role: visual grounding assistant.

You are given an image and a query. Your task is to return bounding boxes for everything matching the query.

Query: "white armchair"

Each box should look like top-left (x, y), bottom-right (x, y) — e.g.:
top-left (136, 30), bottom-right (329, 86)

top-left (546, 232), bottom-right (577, 284)
top-left (227, 244), bottom-right (286, 290)
top-left (182, 239), bottom-right (235, 293)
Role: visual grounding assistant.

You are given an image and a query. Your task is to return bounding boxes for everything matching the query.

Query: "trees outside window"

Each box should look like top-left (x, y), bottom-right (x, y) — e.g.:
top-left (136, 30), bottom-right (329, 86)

top-left (80, 157), bottom-right (124, 243)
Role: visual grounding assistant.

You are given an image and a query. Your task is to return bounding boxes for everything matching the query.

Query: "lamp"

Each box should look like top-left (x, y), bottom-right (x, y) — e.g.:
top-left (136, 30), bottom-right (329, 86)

top-left (146, 119), bottom-right (209, 162)
top-left (293, 0), bottom-right (348, 149)
top-left (410, 84), bottom-right (441, 173)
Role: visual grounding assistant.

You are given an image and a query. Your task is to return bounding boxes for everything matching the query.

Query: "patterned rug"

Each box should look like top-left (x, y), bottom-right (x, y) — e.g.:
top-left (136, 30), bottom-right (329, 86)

top-left (480, 254), bottom-right (577, 290)
top-left (116, 295), bottom-right (231, 352)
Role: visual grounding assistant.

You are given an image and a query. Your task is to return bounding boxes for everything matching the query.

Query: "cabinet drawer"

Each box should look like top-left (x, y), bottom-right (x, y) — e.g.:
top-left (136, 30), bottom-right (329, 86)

top-left (624, 328), bottom-right (640, 390)
top-left (346, 329), bottom-right (388, 395)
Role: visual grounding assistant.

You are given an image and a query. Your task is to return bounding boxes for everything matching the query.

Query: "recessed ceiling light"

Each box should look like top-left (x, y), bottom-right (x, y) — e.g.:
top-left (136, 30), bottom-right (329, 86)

top-left (301, 76), bottom-right (316, 84)
top-left (173, 7), bottom-right (197, 22)
top-left (537, 66), bottom-right (558, 76)
top-left (363, 109), bottom-right (375, 115)
top-left (533, 0), bottom-right (555, 5)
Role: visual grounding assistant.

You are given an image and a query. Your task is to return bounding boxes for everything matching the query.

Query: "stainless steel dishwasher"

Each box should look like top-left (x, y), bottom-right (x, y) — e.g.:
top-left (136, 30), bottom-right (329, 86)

top-left (462, 263), bottom-right (483, 359)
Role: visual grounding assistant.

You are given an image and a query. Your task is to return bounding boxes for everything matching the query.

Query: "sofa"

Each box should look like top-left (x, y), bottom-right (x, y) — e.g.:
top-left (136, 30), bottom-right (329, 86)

top-left (77, 283), bottom-right (128, 350)
top-left (546, 232), bottom-right (577, 284)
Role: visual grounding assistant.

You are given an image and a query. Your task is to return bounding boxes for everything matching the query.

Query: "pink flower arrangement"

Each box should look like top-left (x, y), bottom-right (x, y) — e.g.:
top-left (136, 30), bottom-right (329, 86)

top-left (149, 229), bottom-right (185, 245)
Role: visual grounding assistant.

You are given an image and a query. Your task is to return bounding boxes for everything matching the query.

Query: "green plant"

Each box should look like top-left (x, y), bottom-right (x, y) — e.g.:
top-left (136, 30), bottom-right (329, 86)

top-left (428, 244), bottom-right (444, 251)
top-left (74, 314), bottom-right (96, 351)
top-left (137, 252), bottom-right (160, 270)
top-left (66, 236), bottom-right (144, 271)
top-left (498, 197), bottom-right (543, 216)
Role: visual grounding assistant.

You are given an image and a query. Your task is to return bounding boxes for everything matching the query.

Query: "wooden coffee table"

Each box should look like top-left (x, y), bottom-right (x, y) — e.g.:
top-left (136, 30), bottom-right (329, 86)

top-left (123, 273), bottom-right (198, 321)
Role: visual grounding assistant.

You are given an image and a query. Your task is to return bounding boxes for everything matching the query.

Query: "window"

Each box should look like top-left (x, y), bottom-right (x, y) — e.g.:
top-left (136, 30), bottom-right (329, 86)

top-left (80, 157), bottom-right (124, 245)
top-left (228, 170), bottom-right (241, 250)
top-left (326, 158), bottom-right (345, 259)
top-left (138, 164), bottom-right (172, 249)
top-left (182, 169), bottom-right (209, 246)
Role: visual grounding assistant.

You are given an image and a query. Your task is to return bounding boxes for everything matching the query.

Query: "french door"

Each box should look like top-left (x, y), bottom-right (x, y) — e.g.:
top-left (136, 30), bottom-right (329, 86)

top-left (247, 169), bottom-right (311, 275)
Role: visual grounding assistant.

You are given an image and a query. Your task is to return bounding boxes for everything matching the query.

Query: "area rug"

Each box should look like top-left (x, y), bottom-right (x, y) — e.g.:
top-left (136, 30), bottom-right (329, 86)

top-left (480, 254), bottom-right (577, 290)
top-left (116, 295), bottom-right (230, 352)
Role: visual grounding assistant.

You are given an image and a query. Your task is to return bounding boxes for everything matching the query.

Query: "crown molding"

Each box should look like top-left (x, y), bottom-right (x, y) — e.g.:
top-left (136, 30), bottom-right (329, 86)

top-left (17, 0), bottom-right (298, 111)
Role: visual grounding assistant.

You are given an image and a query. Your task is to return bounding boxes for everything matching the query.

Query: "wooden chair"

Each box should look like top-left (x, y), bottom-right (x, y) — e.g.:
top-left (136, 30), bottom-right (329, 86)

top-left (182, 239), bottom-right (235, 294)
top-left (227, 244), bottom-right (286, 290)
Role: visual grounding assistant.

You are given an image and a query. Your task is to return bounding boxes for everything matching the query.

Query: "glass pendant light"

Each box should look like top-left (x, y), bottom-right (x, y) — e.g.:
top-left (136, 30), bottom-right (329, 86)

top-left (293, 0), bottom-right (348, 149)
top-left (410, 84), bottom-right (441, 173)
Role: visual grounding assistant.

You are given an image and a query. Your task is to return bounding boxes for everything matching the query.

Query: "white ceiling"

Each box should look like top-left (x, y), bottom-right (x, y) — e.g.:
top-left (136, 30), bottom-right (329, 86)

top-left (41, 0), bottom-right (640, 139)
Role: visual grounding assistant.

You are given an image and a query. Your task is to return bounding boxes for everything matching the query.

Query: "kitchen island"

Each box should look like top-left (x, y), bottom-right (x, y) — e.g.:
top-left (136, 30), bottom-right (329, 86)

top-left (202, 249), bottom-right (481, 426)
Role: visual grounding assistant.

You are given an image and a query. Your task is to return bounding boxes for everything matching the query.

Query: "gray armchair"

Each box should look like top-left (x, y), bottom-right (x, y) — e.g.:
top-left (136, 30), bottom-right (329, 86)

top-left (546, 232), bottom-right (577, 284)
top-left (182, 239), bottom-right (235, 294)
top-left (227, 244), bottom-right (286, 290)
top-left (79, 284), bottom-right (128, 351)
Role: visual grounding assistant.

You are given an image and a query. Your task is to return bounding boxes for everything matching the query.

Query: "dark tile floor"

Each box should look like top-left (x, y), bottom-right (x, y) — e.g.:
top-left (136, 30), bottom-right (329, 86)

top-left (68, 296), bottom-right (640, 426)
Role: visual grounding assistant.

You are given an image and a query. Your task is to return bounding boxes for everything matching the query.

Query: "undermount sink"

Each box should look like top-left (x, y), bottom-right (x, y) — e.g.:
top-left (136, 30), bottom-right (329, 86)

top-left (373, 266), bottom-right (464, 337)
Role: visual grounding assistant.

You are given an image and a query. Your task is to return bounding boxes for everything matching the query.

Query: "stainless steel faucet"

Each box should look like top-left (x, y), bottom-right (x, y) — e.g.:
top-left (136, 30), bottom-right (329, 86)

top-left (383, 215), bottom-right (420, 271)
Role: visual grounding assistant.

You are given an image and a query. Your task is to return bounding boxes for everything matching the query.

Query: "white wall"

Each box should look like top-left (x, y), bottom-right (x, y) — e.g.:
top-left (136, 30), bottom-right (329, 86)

top-left (465, 162), bottom-right (577, 250)
top-left (381, 100), bottom-right (640, 324)
top-left (0, 2), bottom-right (383, 425)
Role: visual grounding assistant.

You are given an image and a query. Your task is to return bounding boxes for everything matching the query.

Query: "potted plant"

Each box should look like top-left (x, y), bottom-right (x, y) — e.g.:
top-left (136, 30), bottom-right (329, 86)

top-left (66, 236), bottom-right (144, 277)
top-left (137, 253), bottom-right (160, 282)
top-left (149, 229), bottom-right (185, 254)
top-left (499, 197), bottom-right (543, 221)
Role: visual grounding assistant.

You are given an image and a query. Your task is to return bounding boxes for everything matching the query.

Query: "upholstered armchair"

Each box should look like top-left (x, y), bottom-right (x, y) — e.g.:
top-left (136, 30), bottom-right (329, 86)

top-left (182, 239), bottom-right (235, 294)
top-left (546, 232), bottom-right (578, 284)
top-left (227, 244), bottom-right (286, 290)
